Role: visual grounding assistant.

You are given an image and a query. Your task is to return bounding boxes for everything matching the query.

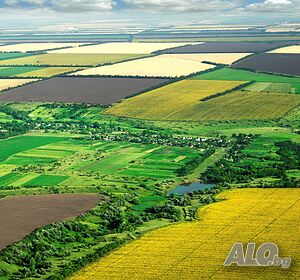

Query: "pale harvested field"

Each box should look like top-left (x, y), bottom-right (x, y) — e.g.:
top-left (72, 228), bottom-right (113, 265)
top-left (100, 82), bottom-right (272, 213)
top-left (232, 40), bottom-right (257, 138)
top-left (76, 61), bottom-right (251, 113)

top-left (167, 53), bottom-right (252, 64)
top-left (174, 24), bottom-right (259, 30)
top-left (72, 53), bottom-right (248, 78)
top-left (269, 45), bottom-right (300, 54)
top-left (70, 188), bottom-right (300, 280)
top-left (50, 42), bottom-right (198, 54)
top-left (0, 43), bottom-right (86, 53)
top-left (72, 53), bottom-right (250, 78)
top-left (0, 79), bottom-right (38, 91)
top-left (72, 54), bottom-right (215, 77)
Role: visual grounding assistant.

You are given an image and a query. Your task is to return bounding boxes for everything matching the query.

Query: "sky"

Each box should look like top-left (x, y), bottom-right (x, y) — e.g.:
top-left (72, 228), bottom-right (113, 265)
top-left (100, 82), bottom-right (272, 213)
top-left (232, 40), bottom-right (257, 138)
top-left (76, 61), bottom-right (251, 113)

top-left (0, 0), bottom-right (299, 30)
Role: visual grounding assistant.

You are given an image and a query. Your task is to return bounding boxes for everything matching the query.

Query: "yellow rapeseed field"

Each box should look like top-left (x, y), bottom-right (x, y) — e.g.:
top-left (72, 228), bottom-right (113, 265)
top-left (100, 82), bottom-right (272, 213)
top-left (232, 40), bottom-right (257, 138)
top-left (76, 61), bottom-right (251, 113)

top-left (106, 80), bottom-right (244, 120)
top-left (107, 84), bottom-right (300, 121)
top-left (0, 79), bottom-right (38, 91)
top-left (70, 188), bottom-right (300, 280)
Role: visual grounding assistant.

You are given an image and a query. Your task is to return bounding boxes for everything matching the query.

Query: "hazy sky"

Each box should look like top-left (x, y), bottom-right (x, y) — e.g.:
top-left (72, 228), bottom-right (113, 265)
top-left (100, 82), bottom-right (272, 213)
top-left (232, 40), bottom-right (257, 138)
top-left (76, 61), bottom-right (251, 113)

top-left (0, 0), bottom-right (299, 30)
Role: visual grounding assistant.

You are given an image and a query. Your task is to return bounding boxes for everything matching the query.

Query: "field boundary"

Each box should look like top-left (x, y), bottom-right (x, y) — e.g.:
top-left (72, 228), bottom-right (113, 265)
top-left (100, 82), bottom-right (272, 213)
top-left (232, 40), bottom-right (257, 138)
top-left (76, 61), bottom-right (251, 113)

top-left (200, 81), bottom-right (254, 101)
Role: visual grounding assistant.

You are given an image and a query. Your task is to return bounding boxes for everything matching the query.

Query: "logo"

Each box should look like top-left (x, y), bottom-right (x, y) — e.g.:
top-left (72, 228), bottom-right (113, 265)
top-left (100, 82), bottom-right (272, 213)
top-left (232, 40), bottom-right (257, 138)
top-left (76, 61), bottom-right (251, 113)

top-left (224, 242), bottom-right (291, 269)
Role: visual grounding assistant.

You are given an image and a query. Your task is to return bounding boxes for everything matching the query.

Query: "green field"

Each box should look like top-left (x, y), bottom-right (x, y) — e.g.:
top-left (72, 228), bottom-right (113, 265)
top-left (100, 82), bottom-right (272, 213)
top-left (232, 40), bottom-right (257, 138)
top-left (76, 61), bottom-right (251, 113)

top-left (0, 66), bottom-right (82, 77)
top-left (244, 82), bottom-right (292, 93)
top-left (76, 142), bottom-right (199, 180)
top-left (0, 172), bottom-right (66, 187)
top-left (0, 173), bottom-right (27, 187)
top-left (0, 53), bottom-right (146, 66)
top-left (131, 195), bottom-right (167, 212)
top-left (22, 174), bottom-right (69, 186)
top-left (191, 68), bottom-right (300, 93)
top-left (0, 66), bottom-right (43, 77)
top-left (0, 53), bottom-right (31, 61)
top-left (0, 135), bottom-right (66, 162)
top-left (0, 132), bottom-right (202, 196)
top-left (1, 138), bottom-right (91, 166)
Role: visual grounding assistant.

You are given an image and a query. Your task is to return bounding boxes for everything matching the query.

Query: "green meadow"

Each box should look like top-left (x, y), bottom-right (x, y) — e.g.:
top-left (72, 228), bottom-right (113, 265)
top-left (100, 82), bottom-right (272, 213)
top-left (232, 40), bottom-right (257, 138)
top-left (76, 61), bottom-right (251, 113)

top-left (74, 141), bottom-right (200, 181)
top-left (0, 66), bottom-right (43, 77)
top-left (191, 67), bottom-right (300, 93)
top-left (0, 135), bottom-right (66, 162)
top-left (0, 52), bottom-right (31, 61)
top-left (22, 174), bottom-right (69, 187)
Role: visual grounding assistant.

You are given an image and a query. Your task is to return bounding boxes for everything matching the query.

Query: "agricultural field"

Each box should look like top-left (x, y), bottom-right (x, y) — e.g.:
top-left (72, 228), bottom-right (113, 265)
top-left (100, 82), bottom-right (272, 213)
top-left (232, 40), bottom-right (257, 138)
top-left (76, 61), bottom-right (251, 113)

top-left (0, 77), bottom-right (170, 104)
top-left (187, 91), bottom-right (300, 121)
top-left (0, 53), bottom-right (146, 66)
top-left (0, 194), bottom-right (100, 250)
top-left (71, 141), bottom-right (199, 180)
top-left (107, 79), bottom-right (300, 121)
top-left (0, 168), bottom-right (64, 186)
top-left (49, 42), bottom-right (197, 54)
top-left (106, 80), bottom-right (245, 120)
top-left (0, 66), bottom-right (43, 77)
top-left (0, 24), bottom-right (300, 280)
top-left (71, 54), bottom-right (214, 77)
top-left (15, 67), bottom-right (83, 78)
top-left (165, 53), bottom-right (252, 64)
top-left (71, 54), bottom-right (250, 78)
top-left (244, 82), bottom-right (293, 93)
top-left (0, 136), bottom-right (89, 187)
top-left (269, 45), bottom-right (300, 54)
top-left (0, 135), bottom-right (68, 162)
top-left (0, 52), bottom-right (32, 60)
top-left (0, 43), bottom-right (86, 52)
top-left (164, 42), bottom-right (291, 53)
top-left (233, 53), bottom-right (300, 76)
top-left (0, 130), bottom-right (203, 194)
top-left (0, 78), bottom-right (38, 91)
top-left (172, 24), bottom-right (259, 30)
top-left (70, 188), bottom-right (300, 280)
top-left (192, 67), bottom-right (300, 93)
top-left (0, 66), bottom-right (82, 78)
top-left (136, 36), bottom-right (300, 42)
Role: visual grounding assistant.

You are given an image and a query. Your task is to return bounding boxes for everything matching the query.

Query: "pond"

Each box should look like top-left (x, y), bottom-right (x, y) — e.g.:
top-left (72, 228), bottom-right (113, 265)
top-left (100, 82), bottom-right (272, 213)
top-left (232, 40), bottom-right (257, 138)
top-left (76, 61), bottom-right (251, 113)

top-left (168, 182), bottom-right (216, 195)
